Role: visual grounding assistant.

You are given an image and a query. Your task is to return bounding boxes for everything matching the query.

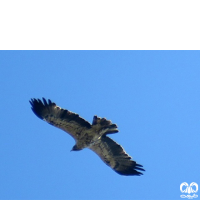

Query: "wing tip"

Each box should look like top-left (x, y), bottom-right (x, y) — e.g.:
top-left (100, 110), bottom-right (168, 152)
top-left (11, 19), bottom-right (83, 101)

top-left (29, 98), bottom-right (54, 119)
top-left (115, 168), bottom-right (145, 176)
top-left (135, 163), bottom-right (145, 171)
top-left (29, 98), bottom-right (53, 107)
top-left (114, 162), bottom-right (145, 176)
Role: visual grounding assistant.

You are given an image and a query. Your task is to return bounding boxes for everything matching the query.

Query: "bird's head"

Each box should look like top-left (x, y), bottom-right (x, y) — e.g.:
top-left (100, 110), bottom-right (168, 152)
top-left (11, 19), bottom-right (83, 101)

top-left (71, 144), bottom-right (82, 151)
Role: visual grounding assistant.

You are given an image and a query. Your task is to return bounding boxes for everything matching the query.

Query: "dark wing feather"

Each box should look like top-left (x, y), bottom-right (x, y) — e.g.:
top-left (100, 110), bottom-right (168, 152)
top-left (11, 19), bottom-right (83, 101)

top-left (89, 136), bottom-right (145, 176)
top-left (29, 98), bottom-right (91, 140)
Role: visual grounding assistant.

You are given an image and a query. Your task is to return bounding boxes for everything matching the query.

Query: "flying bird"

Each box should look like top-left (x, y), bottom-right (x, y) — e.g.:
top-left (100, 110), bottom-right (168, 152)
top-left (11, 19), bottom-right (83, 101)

top-left (29, 98), bottom-right (145, 176)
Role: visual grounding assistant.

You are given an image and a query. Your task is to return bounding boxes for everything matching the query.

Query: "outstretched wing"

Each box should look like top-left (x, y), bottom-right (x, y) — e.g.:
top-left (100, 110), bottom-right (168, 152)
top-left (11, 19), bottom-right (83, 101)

top-left (89, 136), bottom-right (145, 176)
top-left (29, 98), bottom-right (91, 141)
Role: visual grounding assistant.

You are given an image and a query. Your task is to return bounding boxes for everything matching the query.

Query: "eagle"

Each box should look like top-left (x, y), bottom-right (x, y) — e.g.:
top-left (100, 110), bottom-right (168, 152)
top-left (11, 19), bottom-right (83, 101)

top-left (29, 98), bottom-right (145, 176)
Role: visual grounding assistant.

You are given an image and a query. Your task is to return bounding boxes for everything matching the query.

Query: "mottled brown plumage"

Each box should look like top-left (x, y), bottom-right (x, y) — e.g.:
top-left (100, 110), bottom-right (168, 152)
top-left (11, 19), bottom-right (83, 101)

top-left (30, 98), bottom-right (145, 176)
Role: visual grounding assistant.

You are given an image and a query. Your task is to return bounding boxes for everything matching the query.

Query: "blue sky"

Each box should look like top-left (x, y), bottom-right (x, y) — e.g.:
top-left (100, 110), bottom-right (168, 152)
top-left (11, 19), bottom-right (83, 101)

top-left (0, 51), bottom-right (199, 200)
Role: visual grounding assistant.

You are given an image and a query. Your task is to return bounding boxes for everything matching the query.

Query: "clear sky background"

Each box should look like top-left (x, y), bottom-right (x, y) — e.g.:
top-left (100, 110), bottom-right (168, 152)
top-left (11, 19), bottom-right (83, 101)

top-left (0, 51), bottom-right (199, 200)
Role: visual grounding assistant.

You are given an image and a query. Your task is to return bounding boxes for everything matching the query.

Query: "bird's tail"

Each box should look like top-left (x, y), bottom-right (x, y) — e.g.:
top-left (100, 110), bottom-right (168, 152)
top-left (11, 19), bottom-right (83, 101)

top-left (92, 115), bottom-right (119, 134)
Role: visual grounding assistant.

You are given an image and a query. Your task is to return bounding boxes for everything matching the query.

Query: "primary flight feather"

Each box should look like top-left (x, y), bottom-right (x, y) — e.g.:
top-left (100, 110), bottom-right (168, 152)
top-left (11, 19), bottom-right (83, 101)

top-left (29, 98), bottom-right (145, 176)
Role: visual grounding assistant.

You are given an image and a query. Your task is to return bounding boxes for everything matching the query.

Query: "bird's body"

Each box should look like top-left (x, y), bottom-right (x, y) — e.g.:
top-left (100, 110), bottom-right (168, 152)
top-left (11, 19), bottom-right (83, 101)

top-left (30, 98), bottom-right (145, 176)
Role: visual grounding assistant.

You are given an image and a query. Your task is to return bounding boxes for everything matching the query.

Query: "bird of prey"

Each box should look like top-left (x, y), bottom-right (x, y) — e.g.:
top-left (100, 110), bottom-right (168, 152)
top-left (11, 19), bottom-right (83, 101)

top-left (29, 98), bottom-right (145, 176)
